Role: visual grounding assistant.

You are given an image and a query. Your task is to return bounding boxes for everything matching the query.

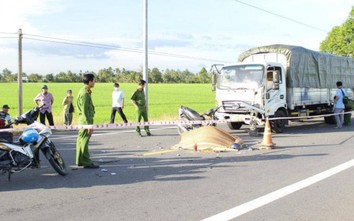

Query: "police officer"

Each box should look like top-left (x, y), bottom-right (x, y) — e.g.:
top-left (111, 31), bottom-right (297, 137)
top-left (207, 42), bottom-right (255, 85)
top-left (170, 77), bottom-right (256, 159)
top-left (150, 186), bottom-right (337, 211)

top-left (76, 73), bottom-right (99, 168)
top-left (131, 79), bottom-right (151, 137)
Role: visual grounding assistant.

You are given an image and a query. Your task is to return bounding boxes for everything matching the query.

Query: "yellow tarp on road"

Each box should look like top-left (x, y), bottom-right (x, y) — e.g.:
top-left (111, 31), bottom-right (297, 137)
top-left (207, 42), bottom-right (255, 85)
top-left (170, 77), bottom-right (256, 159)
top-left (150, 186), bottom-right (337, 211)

top-left (174, 126), bottom-right (244, 152)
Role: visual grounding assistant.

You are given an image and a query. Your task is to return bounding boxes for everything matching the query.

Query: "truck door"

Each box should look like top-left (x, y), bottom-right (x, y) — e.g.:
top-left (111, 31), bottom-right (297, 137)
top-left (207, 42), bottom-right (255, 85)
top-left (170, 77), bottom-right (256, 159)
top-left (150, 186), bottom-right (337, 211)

top-left (265, 68), bottom-right (286, 115)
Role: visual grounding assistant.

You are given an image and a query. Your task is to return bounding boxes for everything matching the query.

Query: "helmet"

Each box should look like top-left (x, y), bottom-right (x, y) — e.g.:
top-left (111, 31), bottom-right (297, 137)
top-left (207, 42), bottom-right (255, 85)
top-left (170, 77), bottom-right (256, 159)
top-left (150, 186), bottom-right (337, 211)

top-left (21, 128), bottom-right (39, 144)
top-left (230, 142), bottom-right (241, 150)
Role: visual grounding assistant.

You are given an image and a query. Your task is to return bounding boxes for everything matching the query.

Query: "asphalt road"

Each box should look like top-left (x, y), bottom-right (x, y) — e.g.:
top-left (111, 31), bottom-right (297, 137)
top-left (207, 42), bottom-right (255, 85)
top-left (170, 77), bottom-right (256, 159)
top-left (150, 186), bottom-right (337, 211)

top-left (1, 119), bottom-right (354, 221)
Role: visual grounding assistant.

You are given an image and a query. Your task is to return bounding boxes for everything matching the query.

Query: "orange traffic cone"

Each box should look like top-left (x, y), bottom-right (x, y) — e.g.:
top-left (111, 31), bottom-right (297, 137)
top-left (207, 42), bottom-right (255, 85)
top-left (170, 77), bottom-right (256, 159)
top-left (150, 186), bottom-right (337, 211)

top-left (258, 118), bottom-right (275, 149)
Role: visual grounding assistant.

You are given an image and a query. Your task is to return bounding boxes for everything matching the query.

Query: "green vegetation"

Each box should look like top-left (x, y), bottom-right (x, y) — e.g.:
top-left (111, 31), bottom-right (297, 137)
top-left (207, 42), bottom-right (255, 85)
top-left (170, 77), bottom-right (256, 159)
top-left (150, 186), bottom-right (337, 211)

top-left (0, 83), bottom-right (216, 125)
top-left (320, 7), bottom-right (354, 57)
top-left (0, 67), bottom-right (211, 84)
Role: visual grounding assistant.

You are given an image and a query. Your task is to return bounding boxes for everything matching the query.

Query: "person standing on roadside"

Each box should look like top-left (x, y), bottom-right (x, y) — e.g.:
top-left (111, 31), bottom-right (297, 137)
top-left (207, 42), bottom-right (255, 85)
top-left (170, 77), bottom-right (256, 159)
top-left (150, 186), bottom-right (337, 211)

top-left (110, 82), bottom-right (128, 124)
top-left (76, 73), bottom-right (99, 168)
top-left (333, 81), bottom-right (346, 129)
top-left (0, 105), bottom-right (13, 142)
top-left (34, 85), bottom-right (54, 126)
top-left (131, 79), bottom-right (151, 137)
top-left (62, 89), bottom-right (74, 126)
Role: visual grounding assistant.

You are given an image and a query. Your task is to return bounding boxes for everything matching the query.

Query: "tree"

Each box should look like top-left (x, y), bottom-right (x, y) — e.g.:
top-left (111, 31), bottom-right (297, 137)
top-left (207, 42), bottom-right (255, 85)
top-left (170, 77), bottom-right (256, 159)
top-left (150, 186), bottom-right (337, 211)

top-left (182, 69), bottom-right (198, 83)
top-left (1, 68), bottom-right (15, 82)
top-left (198, 67), bottom-right (210, 83)
top-left (170, 69), bottom-right (182, 83)
top-left (97, 68), bottom-right (114, 82)
top-left (28, 73), bottom-right (42, 82)
top-left (162, 69), bottom-right (173, 83)
top-left (320, 7), bottom-right (354, 57)
top-left (133, 70), bottom-right (142, 82)
top-left (150, 67), bottom-right (163, 83)
top-left (55, 72), bottom-right (68, 82)
top-left (114, 68), bottom-right (122, 82)
top-left (66, 70), bottom-right (80, 82)
top-left (45, 74), bottom-right (54, 82)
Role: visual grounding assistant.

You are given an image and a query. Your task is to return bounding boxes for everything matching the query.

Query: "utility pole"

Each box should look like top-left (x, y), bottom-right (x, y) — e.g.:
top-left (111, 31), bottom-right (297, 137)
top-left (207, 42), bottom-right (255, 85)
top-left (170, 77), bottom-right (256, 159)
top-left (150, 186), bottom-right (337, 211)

top-left (18, 28), bottom-right (23, 115)
top-left (143, 0), bottom-right (149, 112)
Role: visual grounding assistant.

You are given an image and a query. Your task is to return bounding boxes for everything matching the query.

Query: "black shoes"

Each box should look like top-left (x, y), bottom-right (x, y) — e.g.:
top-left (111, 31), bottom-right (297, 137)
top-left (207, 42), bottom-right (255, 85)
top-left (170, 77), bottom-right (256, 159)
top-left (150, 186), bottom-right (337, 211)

top-left (83, 163), bottom-right (100, 169)
top-left (137, 132), bottom-right (152, 137)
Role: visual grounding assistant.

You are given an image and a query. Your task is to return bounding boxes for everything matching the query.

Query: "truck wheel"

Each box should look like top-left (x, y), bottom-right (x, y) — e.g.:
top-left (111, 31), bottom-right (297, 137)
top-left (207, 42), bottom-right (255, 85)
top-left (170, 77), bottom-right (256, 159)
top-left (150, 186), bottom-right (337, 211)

top-left (227, 122), bottom-right (242, 130)
top-left (324, 116), bottom-right (336, 124)
top-left (271, 110), bottom-right (287, 133)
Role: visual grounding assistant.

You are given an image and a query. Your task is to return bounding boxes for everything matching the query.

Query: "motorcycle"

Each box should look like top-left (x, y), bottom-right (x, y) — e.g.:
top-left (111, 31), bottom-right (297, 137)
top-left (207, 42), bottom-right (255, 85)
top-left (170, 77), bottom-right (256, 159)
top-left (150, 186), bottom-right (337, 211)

top-left (0, 106), bottom-right (67, 181)
top-left (177, 105), bottom-right (219, 134)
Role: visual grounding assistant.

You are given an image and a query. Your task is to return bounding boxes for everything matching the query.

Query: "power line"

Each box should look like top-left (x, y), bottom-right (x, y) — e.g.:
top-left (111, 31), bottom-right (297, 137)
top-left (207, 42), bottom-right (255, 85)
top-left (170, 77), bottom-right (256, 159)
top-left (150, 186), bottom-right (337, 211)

top-left (233, 0), bottom-right (327, 33)
top-left (24, 37), bottom-right (142, 53)
top-left (24, 33), bottom-right (230, 63)
top-left (0, 31), bottom-right (17, 35)
top-left (25, 34), bottom-right (136, 51)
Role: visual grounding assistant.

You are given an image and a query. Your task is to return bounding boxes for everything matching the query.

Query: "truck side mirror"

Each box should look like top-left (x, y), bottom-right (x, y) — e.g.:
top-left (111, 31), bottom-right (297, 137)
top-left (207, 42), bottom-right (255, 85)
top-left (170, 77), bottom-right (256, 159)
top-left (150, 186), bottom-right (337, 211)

top-left (272, 71), bottom-right (280, 90)
top-left (211, 73), bottom-right (216, 91)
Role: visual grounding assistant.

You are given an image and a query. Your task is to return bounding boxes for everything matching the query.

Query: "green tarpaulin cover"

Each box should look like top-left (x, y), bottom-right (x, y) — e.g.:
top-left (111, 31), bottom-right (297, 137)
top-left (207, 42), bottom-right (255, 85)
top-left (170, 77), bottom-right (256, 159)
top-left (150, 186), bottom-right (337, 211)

top-left (238, 44), bottom-right (354, 88)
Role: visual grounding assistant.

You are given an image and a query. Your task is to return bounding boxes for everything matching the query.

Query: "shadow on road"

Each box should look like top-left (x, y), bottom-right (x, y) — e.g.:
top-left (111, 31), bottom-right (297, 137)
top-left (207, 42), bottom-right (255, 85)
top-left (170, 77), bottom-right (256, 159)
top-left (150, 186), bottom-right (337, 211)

top-left (2, 119), bottom-right (350, 190)
top-left (0, 142), bottom-right (327, 191)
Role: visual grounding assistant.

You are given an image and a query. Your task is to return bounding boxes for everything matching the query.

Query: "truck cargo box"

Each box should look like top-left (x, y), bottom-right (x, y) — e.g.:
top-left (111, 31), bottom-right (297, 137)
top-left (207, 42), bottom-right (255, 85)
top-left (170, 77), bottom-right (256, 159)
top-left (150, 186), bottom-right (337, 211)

top-left (238, 44), bottom-right (354, 89)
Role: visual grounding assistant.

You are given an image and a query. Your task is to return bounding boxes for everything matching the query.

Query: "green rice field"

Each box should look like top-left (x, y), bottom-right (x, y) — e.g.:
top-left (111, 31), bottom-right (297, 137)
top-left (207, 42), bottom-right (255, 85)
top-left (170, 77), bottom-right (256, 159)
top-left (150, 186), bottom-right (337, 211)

top-left (0, 83), bottom-right (216, 126)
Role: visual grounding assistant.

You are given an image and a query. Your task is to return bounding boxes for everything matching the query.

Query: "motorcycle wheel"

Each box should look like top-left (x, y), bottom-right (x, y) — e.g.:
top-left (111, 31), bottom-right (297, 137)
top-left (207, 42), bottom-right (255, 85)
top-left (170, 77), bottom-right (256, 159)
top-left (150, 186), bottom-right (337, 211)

top-left (43, 141), bottom-right (67, 176)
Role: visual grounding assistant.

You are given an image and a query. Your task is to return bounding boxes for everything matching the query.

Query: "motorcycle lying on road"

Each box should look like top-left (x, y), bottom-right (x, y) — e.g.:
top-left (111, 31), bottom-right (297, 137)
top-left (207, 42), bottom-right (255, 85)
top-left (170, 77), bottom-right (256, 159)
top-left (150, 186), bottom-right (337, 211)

top-left (177, 105), bottom-right (219, 134)
top-left (0, 106), bottom-right (67, 180)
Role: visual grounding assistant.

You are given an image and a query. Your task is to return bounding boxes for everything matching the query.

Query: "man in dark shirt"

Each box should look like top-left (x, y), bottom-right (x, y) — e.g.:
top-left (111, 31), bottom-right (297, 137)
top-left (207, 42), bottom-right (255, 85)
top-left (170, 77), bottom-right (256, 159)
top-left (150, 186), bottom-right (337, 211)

top-left (0, 104), bottom-right (13, 142)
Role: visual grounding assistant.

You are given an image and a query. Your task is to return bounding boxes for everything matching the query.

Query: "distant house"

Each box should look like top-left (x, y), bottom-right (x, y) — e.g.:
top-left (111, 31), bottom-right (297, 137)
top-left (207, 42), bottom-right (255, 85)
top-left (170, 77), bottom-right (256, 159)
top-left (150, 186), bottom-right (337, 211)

top-left (22, 77), bottom-right (29, 82)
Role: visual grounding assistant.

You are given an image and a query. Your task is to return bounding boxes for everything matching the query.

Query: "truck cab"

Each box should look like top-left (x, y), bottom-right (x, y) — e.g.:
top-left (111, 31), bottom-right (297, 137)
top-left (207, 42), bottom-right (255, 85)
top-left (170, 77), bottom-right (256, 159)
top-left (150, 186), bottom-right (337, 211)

top-left (212, 44), bottom-right (354, 133)
top-left (212, 62), bottom-right (288, 132)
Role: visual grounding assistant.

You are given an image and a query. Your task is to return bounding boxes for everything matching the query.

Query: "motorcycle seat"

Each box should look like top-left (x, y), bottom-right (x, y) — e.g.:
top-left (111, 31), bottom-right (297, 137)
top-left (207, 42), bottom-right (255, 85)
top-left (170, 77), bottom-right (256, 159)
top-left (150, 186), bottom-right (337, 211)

top-left (183, 106), bottom-right (205, 121)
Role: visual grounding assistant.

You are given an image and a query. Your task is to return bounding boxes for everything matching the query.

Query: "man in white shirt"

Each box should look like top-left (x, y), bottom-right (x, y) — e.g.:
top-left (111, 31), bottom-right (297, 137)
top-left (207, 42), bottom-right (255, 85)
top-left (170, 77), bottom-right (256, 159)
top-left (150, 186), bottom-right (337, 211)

top-left (110, 82), bottom-right (128, 123)
top-left (333, 81), bottom-right (346, 128)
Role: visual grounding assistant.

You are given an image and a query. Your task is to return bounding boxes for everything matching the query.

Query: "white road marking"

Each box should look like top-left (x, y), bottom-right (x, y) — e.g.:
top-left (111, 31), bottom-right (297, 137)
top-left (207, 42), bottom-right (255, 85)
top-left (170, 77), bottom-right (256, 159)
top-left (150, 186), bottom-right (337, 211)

top-left (202, 158), bottom-right (354, 221)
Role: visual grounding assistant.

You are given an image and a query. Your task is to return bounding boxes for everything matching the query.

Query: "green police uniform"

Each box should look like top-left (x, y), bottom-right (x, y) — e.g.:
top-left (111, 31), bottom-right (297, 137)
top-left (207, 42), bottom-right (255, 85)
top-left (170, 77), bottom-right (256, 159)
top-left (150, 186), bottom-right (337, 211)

top-left (76, 85), bottom-right (95, 166)
top-left (131, 88), bottom-right (150, 134)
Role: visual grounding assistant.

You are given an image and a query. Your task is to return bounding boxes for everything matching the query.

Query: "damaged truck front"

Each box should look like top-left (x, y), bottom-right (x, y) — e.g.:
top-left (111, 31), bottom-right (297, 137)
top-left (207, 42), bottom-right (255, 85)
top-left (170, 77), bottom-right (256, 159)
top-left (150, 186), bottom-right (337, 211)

top-left (211, 44), bottom-right (354, 133)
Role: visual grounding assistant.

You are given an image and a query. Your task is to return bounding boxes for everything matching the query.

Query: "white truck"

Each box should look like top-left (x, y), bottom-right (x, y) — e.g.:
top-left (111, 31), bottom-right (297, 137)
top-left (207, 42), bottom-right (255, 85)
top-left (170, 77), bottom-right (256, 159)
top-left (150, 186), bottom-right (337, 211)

top-left (211, 44), bottom-right (354, 133)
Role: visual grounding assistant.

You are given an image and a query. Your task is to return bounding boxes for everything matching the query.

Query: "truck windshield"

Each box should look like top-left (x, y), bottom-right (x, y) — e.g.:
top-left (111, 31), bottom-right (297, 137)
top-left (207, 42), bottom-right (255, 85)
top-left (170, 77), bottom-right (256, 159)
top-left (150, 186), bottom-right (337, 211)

top-left (218, 65), bottom-right (264, 89)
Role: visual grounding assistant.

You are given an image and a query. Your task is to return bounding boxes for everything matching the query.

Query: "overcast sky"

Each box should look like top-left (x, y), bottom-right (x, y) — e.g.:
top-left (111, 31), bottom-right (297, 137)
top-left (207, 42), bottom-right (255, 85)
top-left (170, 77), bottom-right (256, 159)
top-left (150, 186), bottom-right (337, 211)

top-left (0, 0), bottom-right (353, 75)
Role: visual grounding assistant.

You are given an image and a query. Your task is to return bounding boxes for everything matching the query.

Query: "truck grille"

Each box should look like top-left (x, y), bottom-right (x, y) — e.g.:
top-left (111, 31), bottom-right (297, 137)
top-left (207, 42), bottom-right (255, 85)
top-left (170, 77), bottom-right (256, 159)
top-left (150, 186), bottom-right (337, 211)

top-left (222, 101), bottom-right (250, 112)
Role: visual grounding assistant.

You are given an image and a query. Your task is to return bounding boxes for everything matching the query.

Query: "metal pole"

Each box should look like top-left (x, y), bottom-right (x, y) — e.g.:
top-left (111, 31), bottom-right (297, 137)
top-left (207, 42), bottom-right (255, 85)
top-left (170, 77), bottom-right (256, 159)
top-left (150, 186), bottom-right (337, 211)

top-left (18, 29), bottom-right (23, 115)
top-left (143, 0), bottom-right (148, 112)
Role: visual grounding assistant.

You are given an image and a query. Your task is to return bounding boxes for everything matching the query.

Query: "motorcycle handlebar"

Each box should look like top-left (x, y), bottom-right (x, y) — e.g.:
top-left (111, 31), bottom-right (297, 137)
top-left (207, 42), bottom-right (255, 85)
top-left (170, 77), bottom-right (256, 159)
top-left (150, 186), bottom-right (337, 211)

top-left (12, 105), bottom-right (44, 125)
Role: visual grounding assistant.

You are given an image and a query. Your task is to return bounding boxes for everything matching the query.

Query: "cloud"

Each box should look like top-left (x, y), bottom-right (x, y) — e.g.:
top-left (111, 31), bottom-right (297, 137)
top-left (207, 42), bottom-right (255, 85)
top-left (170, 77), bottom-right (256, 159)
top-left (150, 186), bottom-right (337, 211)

top-left (1, 0), bottom-right (352, 75)
top-left (0, 0), bottom-right (66, 33)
